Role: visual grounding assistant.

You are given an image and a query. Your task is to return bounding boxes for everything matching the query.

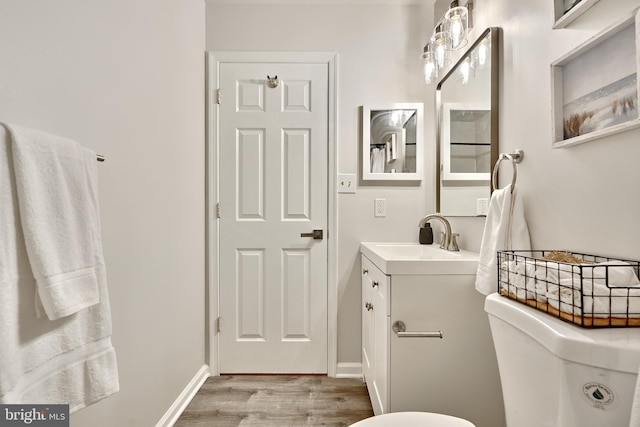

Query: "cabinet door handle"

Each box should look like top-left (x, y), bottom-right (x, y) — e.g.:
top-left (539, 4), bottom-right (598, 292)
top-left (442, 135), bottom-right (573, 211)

top-left (392, 320), bottom-right (442, 338)
top-left (365, 302), bottom-right (373, 311)
top-left (371, 281), bottom-right (379, 288)
top-left (363, 269), bottom-right (368, 275)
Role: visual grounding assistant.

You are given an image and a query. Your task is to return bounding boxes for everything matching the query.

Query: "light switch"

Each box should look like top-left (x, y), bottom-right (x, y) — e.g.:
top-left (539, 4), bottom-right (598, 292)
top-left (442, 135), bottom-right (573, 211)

top-left (338, 174), bottom-right (356, 193)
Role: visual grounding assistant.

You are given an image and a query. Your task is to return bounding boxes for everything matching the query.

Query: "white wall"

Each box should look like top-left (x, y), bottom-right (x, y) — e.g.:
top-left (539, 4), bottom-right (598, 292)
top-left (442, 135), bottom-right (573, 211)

top-left (469, 0), bottom-right (640, 255)
top-left (0, 1), bottom-right (206, 425)
top-left (206, 1), bottom-right (438, 366)
top-left (208, 0), bottom-right (640, 369)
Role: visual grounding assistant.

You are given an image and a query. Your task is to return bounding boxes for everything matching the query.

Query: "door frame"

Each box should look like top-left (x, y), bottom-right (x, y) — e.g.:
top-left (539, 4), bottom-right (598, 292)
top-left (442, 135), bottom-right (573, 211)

top-left (205, 51), bottom-right (338, 376)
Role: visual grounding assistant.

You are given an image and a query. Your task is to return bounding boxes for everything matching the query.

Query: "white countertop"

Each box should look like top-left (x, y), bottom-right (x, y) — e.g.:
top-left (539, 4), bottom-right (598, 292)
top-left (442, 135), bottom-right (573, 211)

top-left (360, 242), bottom-right (479, 275)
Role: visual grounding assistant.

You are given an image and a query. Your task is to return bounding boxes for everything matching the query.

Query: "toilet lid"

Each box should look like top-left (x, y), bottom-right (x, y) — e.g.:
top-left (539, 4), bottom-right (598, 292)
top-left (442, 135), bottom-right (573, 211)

top-left (350, 412), bottom-right (475, 427)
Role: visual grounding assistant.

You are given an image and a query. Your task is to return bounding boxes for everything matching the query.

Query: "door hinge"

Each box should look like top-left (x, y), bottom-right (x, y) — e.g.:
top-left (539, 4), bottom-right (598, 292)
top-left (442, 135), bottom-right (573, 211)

top-left (216, 317), bottom-right (221, 334)
top-left (216, 202), bottom-right (221, 219)
top-left (216, 88), bottom-right (222, 104)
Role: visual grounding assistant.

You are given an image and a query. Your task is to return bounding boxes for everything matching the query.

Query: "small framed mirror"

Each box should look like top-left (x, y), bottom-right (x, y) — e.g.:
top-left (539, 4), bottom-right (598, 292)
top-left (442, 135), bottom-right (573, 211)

top-left (362, 103), bottom-right (423, 181)
top-left (436, 27), bottom-right (500, 216)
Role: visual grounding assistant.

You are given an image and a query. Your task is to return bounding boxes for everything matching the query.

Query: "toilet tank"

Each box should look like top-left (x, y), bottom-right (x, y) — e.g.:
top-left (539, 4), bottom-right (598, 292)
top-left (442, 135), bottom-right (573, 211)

top-left (485, 294), bottom-right (640, 427)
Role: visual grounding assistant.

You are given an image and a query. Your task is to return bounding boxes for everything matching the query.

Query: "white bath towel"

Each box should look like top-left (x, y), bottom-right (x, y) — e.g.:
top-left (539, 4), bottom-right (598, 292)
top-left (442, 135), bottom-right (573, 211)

top-left (7, 123), bottom-right (100, 320)
top-left (475, 184), bottom-right (531, 295)
top-left (0, 123), bottom-right (118, 411)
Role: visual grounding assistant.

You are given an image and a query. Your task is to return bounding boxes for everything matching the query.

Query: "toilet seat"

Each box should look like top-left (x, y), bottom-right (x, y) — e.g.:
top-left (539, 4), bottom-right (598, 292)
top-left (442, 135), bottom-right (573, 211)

top-left (349, 412), bottom-right (475, 427)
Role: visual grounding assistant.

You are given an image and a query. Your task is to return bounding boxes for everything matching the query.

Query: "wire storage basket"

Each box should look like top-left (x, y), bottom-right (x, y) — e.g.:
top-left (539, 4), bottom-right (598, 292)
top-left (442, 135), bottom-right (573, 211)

top-left (497, 250), bottom-right (640, 327)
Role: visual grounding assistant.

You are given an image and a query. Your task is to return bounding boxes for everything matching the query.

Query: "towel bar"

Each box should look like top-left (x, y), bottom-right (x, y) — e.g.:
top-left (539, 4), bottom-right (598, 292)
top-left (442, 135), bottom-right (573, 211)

top-left (392, 320), bottom-right (443, 339)
top-left (492, 149), bottom-right (523, 193)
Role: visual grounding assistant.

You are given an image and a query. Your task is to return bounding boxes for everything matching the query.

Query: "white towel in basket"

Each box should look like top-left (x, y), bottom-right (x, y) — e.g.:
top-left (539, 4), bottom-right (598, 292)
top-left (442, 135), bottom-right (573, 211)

top-left (543, 261), bottom-right (640, 288)
top-left (503, 260), bottom-right (547, 302)
top-left (544, 261), bottom-right (640, 317)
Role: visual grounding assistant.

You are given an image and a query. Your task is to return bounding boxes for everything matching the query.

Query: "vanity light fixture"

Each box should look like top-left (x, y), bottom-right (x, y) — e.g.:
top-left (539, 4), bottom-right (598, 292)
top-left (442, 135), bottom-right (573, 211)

top-left (444, 0), bottom-right (470, 49)
top-left (430, 23), bottom-right (451, 70)
top-left (422, 44), bottom-right (438, 84)
top-left (422, 0), bottom-right (474, 84)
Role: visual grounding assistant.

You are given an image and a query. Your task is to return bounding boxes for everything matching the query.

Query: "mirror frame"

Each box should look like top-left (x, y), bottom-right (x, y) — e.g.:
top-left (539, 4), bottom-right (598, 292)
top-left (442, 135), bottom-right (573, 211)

top-left (362, 103), bottom-right (424, 181)
top-left (435, 27), bottom-right (501, 214)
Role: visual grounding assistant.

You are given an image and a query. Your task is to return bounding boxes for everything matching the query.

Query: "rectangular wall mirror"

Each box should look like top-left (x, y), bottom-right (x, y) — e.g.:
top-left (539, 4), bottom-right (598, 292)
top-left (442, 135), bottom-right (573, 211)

top-left (441, 102), bottom-right (491, 181)
top-left (436, 27), bottom-right (500, 216)
top-left (362, 103), bottom-right (423, 181)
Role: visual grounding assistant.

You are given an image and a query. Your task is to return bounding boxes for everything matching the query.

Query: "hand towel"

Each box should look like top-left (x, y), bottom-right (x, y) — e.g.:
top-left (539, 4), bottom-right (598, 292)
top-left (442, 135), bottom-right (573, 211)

top-left (0, 123), bottom-right (118, 412)
top-left (7, 123), bottom-right (99, 320)
top-left (475, 184), bottom-right (531, 295)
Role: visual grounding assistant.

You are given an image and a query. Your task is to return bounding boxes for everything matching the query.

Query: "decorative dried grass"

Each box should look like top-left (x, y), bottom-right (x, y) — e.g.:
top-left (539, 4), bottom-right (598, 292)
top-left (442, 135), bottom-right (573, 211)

top-left (543, 250), bottom-right (589, 264)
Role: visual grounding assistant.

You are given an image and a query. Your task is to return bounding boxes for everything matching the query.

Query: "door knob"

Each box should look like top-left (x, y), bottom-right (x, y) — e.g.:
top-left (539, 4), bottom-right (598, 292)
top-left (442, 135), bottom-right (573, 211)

top-left (300, 229), bottom-right (323, 240)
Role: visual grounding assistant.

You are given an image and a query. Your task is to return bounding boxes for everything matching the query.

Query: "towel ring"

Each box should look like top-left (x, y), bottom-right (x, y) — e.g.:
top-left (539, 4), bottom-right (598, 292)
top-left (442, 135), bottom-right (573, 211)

top-left (492, 149), bottom-right (524, 193)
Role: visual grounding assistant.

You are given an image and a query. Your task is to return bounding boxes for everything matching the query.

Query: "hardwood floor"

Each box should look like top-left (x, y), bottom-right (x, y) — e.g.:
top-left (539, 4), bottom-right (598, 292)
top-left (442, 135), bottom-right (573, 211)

top-left (175, 375), bottom-right (374, 427)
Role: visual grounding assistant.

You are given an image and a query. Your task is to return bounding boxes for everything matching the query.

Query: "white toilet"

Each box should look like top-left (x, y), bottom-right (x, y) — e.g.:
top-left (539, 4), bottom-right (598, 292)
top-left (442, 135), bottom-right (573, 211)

top-left (485, 293), bottom-right (640, 427)
top-left (350, 412), bottom-right (475, 427)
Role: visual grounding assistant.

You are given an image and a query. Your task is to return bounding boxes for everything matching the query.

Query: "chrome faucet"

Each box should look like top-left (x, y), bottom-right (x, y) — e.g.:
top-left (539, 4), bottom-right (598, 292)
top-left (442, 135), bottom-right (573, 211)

top-left (418, 213), bottom-right (459, 251)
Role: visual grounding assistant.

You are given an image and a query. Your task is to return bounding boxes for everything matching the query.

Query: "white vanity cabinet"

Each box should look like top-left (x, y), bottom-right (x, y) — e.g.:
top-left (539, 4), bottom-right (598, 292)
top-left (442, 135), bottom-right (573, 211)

top-left (361, 255), bottom-right (389, 415)
top-left (360, 244), bottom-right (505, 427)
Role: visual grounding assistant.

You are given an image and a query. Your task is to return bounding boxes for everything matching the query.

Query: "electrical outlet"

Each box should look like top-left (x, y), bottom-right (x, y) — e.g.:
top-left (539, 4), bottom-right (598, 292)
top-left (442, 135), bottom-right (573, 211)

top-left (374, 198), bottom-right (386, 217)
top-left (337, 173), bottom-right (356, 194)
top-left (477, 198), bottom-right (489, 216)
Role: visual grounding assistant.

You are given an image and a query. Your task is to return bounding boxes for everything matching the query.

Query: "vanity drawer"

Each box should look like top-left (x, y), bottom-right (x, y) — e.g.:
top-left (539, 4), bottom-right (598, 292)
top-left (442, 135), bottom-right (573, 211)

top-left (362, 255), bottom-right (390, 316)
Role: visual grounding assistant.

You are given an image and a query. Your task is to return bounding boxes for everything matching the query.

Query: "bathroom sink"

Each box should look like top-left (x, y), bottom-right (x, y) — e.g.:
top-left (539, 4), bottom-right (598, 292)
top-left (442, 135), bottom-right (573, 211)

top-left (360, 242), bottom-right (479, 275)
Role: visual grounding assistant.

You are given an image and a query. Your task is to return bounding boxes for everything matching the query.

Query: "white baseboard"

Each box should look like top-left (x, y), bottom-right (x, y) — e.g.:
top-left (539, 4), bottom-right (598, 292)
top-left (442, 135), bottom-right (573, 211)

top-left (156, 364), bottom-right (210, 427)
top-left (335, 362), bottom-right (363, 379)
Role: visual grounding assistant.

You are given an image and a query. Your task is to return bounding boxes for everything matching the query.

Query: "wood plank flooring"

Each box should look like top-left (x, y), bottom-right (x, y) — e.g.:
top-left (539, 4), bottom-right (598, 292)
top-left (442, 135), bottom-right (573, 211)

top-left (175, 375), bottom-right (374, 427)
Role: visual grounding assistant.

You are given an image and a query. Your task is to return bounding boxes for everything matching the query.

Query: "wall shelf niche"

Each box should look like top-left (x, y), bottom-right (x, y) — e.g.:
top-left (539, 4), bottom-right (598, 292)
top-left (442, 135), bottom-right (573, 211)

top-left (551, 9), bottom-right (640, 148)
top-left (553, 0), bottom-right (601, 29)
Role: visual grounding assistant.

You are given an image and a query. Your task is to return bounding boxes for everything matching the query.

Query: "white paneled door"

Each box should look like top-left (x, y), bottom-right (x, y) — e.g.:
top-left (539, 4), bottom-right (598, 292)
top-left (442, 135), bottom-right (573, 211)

top-left (217, 61), bottom-right (329, 373)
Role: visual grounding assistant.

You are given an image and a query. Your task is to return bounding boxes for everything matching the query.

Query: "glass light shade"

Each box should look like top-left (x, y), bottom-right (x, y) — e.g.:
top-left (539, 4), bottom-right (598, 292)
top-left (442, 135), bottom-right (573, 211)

top-left (422, 49), bottom-right (437, 84)
top-left (429, 26), bottom-right (451, 69)
top-left (444, 5), bottom-right (468, 49)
